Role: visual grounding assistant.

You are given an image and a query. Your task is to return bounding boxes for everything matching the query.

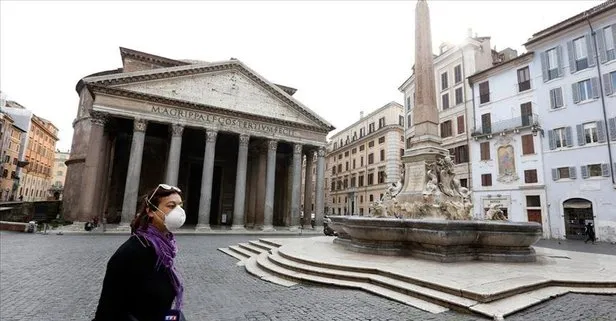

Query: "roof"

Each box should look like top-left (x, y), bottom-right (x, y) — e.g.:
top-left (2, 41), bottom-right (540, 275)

top-left (79, 48), bottom-right (334, 132)
top-left (120, 47), bottom-right (190, 68)
top-left (329, 101), bottom-right (403, 140)
top-left (467, 51), bottom-right (535, 85)
top-left (524, 0), bottom-right (616, 47)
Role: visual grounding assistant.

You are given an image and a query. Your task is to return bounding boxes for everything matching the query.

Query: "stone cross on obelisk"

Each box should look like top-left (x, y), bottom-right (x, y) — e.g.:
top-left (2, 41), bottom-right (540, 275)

top-left (397, 0), bottom-right (449, 202)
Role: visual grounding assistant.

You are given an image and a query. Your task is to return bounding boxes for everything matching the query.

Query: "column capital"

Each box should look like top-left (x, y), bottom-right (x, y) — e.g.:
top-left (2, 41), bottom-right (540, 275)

top-left (239, 134), bottom-right (250, 147)
top-left (268, 140), bottom-right (278, 152)
top-left (293, 143), bottom-right (303, 155)
top-left (317, 146), bottom-right (326, 158)
top-left (90, 111), bottom-right (109, 126)
top-left (170, 124), bottom-right (184, 137)
top-left (134, 118), bottom-right (147, 132)
top-left (206, 130), bottom-right (218, 142)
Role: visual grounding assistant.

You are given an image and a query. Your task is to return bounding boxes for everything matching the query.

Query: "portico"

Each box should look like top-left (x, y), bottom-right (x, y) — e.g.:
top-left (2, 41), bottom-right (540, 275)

top-left (63, 47), bottom-right (333, 231)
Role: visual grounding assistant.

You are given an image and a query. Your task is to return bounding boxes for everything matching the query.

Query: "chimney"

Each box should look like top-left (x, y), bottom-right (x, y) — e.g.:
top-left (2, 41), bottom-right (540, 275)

top-left (360, 111), bottom-right (364, 119)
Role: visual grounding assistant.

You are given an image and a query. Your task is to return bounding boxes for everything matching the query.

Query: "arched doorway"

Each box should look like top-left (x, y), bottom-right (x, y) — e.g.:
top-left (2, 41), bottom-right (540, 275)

top-left (563, 198), bottom-right (593, 240)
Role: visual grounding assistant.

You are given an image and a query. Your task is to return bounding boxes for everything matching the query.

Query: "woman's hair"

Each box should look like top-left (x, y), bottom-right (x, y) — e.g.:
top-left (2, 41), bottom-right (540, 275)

top-left (130, 186), bottom-right (182, 233)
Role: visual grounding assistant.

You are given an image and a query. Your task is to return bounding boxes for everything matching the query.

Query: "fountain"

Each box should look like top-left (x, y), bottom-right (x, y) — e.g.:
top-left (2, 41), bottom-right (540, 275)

top-left (328, 0), bottom-right (542, 263)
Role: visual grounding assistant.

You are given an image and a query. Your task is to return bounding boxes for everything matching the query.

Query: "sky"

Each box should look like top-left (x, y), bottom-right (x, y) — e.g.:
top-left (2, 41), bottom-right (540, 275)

top-left (0, 0), bottom-right (602, 151)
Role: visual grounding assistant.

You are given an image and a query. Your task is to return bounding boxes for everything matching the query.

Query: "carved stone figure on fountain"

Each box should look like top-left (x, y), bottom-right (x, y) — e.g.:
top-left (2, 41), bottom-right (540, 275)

top-left (486, 203), bottom-right (508, 221)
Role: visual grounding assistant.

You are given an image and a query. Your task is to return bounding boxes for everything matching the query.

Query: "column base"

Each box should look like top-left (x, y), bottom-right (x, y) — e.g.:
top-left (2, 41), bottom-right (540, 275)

top-left (195, 224), bottom-right (211, 231)
top-left (288, 226), bottom-right (302, 232)
top-left (260, 225), bottom-right (275, 232)
top-left (230, 225), bottom-right (246, 230)
top-left (116, 222), bottom-right (132, 232)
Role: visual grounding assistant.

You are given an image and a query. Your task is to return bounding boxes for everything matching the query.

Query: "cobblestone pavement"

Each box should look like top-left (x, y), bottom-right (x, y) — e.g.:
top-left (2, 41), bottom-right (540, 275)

top-left (1, 232), bottom-right (615, 321)
top-left (534, 239), bottom-right (616, 256)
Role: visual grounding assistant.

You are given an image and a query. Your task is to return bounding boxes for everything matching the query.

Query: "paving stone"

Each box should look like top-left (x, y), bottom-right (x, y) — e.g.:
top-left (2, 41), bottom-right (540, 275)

top-left (0, 231), bottom-right (614, 321)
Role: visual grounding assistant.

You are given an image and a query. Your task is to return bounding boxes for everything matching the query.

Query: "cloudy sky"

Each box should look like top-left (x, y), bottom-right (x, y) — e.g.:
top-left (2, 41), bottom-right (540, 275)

top-left (0, 0), bottom-right (600, 151)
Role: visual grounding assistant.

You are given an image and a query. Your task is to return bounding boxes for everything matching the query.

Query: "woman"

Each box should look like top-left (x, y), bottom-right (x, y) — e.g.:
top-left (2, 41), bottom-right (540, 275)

top-left (93, 184), bottom-right (186, 321)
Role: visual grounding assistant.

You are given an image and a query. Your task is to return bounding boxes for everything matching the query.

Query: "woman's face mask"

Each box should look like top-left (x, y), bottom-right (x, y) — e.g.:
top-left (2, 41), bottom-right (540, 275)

top-left (148, 192), bottom-right (185, 231)
top-left (161, 205), bottom-right (186, 230)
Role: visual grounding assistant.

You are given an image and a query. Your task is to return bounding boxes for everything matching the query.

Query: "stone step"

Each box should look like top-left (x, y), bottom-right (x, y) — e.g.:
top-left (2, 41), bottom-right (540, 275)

top-left (228, 245), bottom-right (255, 259)
top-left (469, 286), bottom-right (616, 320)
top-left (268, 248), bottom-right (476, 311)
top-left (238, 242), bottom-right (267, 255)
top-left (258, 238), bottom-right (282, 248)
top-left (249, 240), bottom-right (277, 251)
top-left (244, 253), bottom-right (297, 287)
top-left (255, 250), bottom-right (448, 314)
top-left (277, 245), bottom-right (461, 298)
top-left (217, 247), bottom-right (247, 263)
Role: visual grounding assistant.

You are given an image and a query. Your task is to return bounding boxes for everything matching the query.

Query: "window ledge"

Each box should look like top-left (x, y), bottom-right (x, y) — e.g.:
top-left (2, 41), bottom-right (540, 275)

top-left (603, 59), bottom-right (616, 66)
top-left (575, 98), bottom-right (598, 106)
top-left (549, 105), bottom-right (567, 112)
top-left (556, 178), bottom-right (576, 182)
top-left (583, 176), bottom-right (608, 180)
top-left (544, 76), bottom-right (563, 85)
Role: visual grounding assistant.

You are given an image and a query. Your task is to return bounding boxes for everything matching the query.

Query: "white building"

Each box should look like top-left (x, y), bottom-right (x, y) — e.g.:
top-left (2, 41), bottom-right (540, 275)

top-left (524, 1), bottom-right (616, 242)
top-left (399, 34), bottom-right (513, 188)
top-left (468, 52), bottom-right (550, 238)
top-left (325, 102), bottom-right (404, 216)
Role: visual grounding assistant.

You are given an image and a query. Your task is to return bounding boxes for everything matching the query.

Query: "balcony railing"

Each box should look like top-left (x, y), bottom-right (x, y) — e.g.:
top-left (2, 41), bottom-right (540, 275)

top-left (472, 114), bottom-right (539, 137)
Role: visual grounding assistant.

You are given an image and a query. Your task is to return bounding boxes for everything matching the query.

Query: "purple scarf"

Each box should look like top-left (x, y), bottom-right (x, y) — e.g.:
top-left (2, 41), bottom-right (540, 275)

top-left (134, 225), bottom-right (184, 310)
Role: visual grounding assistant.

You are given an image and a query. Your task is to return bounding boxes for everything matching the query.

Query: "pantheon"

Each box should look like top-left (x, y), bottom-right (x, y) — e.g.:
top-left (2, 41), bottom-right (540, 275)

top-left (63, 47), bottom-right (334, 230)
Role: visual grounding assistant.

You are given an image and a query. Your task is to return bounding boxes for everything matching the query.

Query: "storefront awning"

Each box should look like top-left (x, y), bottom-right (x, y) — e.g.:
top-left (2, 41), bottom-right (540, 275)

top-left (563, 200), bottom-right (592, 209)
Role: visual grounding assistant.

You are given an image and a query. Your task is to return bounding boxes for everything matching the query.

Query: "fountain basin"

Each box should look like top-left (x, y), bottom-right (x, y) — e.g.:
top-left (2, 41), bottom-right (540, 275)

top-left (328, 216), bottom-right (542, 263)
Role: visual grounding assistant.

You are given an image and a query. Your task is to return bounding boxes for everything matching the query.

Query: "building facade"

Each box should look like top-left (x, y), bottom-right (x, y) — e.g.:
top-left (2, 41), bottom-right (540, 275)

top-left (50, 150), bottom-right (70, 200)
top-left (0, 113), bottom-right (26, 201)
top-left (325, 102), bottom-right (404, 216)
top-left (468, 52), bottom-right (551, 238)
top-left (63, 47), bottom-right (333, 230)
top-left (524, 1), bottom-right (616, 242)
top-left (20, 115), bottom-right (59, 201)
top-left (399, 35), bottom-right (503, 188)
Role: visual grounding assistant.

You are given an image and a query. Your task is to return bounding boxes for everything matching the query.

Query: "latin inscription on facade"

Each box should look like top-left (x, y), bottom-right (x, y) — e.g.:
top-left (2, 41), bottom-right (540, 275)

top-left (151, 106), bottom-right (299, 137)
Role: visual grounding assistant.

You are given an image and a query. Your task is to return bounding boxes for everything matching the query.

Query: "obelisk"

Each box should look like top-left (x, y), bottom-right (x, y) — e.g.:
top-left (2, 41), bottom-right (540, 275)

top-left (398, 0), bottom-right (449, 202)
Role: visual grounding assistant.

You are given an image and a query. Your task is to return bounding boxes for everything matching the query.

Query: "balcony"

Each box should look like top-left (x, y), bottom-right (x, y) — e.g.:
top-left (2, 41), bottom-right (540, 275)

top-left (472, 114), bottom-right (540, 138)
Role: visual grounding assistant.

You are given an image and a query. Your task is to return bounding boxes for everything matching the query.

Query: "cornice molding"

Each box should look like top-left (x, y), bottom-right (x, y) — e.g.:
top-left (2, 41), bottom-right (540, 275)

top-left (87, 84), bottom-right (329, 133)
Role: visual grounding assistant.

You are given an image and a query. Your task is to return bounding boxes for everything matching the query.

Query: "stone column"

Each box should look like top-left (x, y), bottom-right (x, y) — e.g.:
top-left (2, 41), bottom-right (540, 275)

top-left (254, 146), bottom-right (267, 227)
top-left (196, 130), bottom-right (217, 230)
top-left (303, 149), bottom-right (314, 224)
top-left (231, 134), bottom-right (250, 230)
top-left (262, 140), bottom-right (277, 231)
top-left (120, 118), bottom-right (147, 227)
top-left (290, 143), bottom-right (303, 228)
top-left (80, 111), bottom-right (108, 222)
top-left (165, 124), bottom-right (184, 186)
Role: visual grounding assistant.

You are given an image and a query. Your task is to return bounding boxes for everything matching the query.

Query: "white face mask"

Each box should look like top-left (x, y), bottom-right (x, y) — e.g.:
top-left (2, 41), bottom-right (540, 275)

top-left (159, 206), bottom-right (186, 231)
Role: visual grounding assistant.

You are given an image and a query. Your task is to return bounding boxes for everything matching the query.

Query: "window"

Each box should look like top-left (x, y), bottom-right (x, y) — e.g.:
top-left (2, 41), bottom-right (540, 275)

top-left (481, 174), bottom-right (492, 186)
top-left (378, 136), bottom-right (385, 144)
top-left (407, 115), bottom-right (411, 127)
top-left (350, 177), bottom-right (356, 187)
top-left (442, 93), bottom-right (450, 110)
top-left (517, 67), bottom-right (531, 92)
top-left (332, 167), bottom-right (336, 175)
top-left (583, 122), bottom-right (598, 144)
top-left (368, 173), bottom-right (374, 185)
top-left (522, 134), bottom-right (535, 155)
top-left (380, 149), bottom-right (385, 161)
top-left (586, 164), bottom-right (603, 177)
top-left (399, 115), bottom-right (404, 126)
top-left (406, 96), bottom-right (411, 111)
top-left (358, 175), bottom-right (364, 187)
top-left (604, 26), bottom-right (615, 61)
top-left (338, 154), bottom-right (342, 160)
top-left (360, 128), bottom-right (365, 137)
top-left (369, 194), bottom-right (374, 202)
top-left (441, 72), bottom-right (448, 90)
top-left (352, 159), bottom-right (356, 169)
top-left (555, 167), bottom-right (574, 179)
top-left (459, 178), bottom-right (468, 188)
top-left (549, 87), bottom-right (564, 109)
top-left (359, 145), bottom-right (365, 151)
top-left (573, 79), bottom-right (595, 102)
top-left (440, 120), bottom-right (452, 138)
top-left (520, 102), bottom-right (533, 126)
top-left (480, 142), bottom-right (490, 160)
top-left (481, 113), bottom-right (491, 134)
top-left (479, 81), bottom-right (490, 103)
top-left (552, 127), bottom-right (569, 148)
top-left (359, 195), bottom-right (363, 203)
top-left (524, 169), bottom-right (538, 183)
top-left (400, 149), bottom-right (404, 157)
top-left (369, 123), bottom-right (375, 133)
top-left (572, 36), bottom-right (589, 71)
top-left (457, 115), bottom-right (465, 134)
top-left (406, 137), bottom-right (412, 149)
top-left (360, 156), bottom-right (364, 167)
top-left (450, 145), bottom-right (468, 163)
top-left (454, 65), bottom-right (462, 83)
top-left (526, 196), bottom-right (541, 207)
top-left (344, 151), bottom-right (349, 157)
top-left (352, 148), bottom-right (357, 154)
top-left (331, 181), bottom-right (335, 191)
top-left (368, 141), bottom-right (374, 148)
top-left (545, 47), bottom-right (560, 80)
top-left (605, 71), bottom-right (616, 96)
top-left (368, 153), bottom-right (374, 164)
top-left (378, 171), bottom-right (386, 184)
top-left (337, 164), bottom-right (342, 173)
top-left (455, 87), bottom-right (463, 105)
top-left (345, 162), bottom-right (349, 171)
top-left (378, 117), bottom-right (386, 128)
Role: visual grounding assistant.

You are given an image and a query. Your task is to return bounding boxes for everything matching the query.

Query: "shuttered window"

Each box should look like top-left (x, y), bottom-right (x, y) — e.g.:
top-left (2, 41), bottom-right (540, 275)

top-left (524, 169), bottom-right (538, 183)
top-left (440, 120), bottom-right (453, 138)
top-left (457, 115), bottom-right (465, 134)
top-left (549, 87), bottom-right (564, 109)
top-left (481, 174), bottom-right (492, 186)
top-left (522, 134), bottom-right (535, 155)
top-left (541, 46), bottom-right (563, 82)
top-left (479, 81), bottom-right (490, 104)
top-left (480, 142), bottom-right (490, 161)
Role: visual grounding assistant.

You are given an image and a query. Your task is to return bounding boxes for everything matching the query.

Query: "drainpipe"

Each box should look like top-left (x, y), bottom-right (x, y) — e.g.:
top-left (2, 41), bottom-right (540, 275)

top-left (461, 47), bottom-right (472, 187)
top-left (587, 16), bottom-right (616, 186)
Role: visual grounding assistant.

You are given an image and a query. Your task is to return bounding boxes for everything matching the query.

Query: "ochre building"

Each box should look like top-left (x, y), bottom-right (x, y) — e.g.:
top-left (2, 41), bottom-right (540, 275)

top-left (63, 48), bottom-right (334, 230)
